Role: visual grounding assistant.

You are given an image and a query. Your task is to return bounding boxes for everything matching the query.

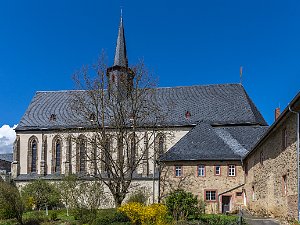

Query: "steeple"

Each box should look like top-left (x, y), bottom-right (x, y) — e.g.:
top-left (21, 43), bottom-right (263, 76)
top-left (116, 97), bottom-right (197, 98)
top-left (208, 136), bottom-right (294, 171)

top-left (113, 14), bottom-right (128, 67)
top-left (107, 13), bottom-right (134, 99)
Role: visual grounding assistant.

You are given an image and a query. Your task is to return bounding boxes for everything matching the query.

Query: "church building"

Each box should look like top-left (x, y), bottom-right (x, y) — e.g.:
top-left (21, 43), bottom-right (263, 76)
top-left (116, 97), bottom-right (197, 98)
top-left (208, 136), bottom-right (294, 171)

top-left (12, 16), bottom-right (268, 212)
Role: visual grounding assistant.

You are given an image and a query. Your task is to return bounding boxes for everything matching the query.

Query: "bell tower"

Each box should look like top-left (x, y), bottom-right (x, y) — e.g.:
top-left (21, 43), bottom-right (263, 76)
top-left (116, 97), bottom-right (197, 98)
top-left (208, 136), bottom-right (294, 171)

top-left (107, 14), bottom-right (134, 98)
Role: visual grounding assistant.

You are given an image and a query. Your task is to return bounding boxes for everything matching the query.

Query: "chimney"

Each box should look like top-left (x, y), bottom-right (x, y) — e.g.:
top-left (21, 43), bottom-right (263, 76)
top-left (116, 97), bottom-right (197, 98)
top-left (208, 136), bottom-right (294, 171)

top-left (275, 107), bottom-right (281, 121)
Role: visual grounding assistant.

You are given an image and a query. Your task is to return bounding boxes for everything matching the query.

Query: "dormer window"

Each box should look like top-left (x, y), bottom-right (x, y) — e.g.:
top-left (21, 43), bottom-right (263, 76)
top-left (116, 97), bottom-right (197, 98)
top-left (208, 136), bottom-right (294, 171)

top-left (50, 114), bottom-right (56, 121)
top-left (89, 113), bottom-right (96, 122)
top-left (185, 111), bottom-right (191, 119)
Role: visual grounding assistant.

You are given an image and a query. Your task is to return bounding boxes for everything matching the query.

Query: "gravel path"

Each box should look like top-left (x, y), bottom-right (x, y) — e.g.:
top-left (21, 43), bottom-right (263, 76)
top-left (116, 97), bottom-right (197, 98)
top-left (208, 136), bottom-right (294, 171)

top-left (244, 217), bottom-right (281, 225)
top-left (242, 210), bottom-right (281, 225)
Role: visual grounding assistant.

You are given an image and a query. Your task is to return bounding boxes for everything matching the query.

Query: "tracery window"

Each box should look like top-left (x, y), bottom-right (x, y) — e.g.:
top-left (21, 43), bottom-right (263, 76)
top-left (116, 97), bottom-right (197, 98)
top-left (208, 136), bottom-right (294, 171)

top-left (158, 135), bottom-right (164, 155)
top-left (67, 137), bottom-right (72, 174)
top-left (28, 136), bottom-right (38, 173)
top-left (129, 135), bottom-right (137, 167)
top-left (31, 140), bottom-right (37, 173)
top-left (79, 139), bottom-right (86, 172)
top-left (54, 140), bottom-right (61, 173)
top-left (155, 134), bottom-right (165, 159)
top-left (102, 137), bottom-right (111, 173)
top-left (77, 136), bottom-right (87, 173)
top-left (143, 132), bottom-right (149, 176)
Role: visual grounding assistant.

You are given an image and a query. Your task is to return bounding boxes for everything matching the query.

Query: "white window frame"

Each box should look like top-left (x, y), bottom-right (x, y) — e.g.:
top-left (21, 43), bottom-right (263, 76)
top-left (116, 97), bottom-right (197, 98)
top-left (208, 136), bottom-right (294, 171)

top-left (198, 165), bottom-right (205, 177)
top-left (215, 165), bottom-right (221, 175)
top-left (175, 166), bottom-right (182, 177)
top-left (228, 165), bottom-right (236, 176)
top-left (205, 190), bottom-right (216, 201)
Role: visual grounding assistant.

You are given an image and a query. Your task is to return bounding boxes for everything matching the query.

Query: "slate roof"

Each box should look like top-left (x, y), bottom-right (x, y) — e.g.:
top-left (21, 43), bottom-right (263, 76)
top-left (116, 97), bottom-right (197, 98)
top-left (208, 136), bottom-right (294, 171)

top-left (160, 123), bottom-right (268, 161)
top-left (0, 153), bottom-right (13, 162)
top-left (16, 83), bottom-right (267, 131)
top-left (114, 16), bottom-right (128, 67)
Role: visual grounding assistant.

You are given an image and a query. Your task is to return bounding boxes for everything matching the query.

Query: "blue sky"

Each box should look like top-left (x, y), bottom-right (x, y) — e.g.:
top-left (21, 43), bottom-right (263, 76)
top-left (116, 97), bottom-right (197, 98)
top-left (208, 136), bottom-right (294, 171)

top-left (0, 0), bottom-right (299, 130)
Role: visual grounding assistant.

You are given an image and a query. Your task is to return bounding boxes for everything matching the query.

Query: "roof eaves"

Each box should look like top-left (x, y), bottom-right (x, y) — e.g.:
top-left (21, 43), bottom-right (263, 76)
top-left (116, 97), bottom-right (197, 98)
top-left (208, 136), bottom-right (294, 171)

top-left (244, 91), bottom-right (300, 160)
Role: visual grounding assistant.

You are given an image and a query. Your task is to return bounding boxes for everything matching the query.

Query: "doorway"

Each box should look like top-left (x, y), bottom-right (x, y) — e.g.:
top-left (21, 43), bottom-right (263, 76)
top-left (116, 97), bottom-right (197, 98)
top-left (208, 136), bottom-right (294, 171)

top-left (222, 196), bottom-right (231, 213)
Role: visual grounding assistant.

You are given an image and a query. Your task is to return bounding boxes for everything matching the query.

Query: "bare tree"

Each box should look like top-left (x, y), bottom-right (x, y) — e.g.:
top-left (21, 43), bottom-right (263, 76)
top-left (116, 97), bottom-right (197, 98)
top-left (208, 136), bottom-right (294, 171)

top-left (67, 52), bottom-right (170, 207)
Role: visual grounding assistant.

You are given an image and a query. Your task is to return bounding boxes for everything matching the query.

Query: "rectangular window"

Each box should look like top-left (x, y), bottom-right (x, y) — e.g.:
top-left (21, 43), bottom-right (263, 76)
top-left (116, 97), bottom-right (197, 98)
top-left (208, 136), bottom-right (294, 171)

top-left (198, 165), bottom-right (205, 177)
top-left (228, 165), bottom-right (236, 176)
top-left (205, 190), bottom-right (216, 201)
top-left (283, 175), bottom-right (287, 195)
top-left (236, 192), bottom-right (243, 197)
top-left (175, 166), bottom-right (182, 177)
top-left (215, 165), bottom-right (221, 176)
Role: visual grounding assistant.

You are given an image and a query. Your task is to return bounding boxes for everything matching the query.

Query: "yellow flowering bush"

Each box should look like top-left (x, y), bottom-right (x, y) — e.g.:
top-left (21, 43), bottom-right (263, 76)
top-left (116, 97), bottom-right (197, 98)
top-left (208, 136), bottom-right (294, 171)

top-left (118, 202), bottom-right (168, 225)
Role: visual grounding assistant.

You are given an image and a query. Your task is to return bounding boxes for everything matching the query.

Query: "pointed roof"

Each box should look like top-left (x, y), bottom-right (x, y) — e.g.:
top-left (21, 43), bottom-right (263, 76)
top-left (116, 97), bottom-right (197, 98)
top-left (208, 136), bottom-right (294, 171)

top-left (113, 15), bottom-right (128, 67)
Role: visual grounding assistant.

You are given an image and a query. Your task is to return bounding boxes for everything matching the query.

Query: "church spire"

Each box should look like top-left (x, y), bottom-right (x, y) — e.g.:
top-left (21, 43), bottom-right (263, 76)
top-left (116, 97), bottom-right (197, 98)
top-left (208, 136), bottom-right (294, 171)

top-left (113, 13), bottom-right (128, 67)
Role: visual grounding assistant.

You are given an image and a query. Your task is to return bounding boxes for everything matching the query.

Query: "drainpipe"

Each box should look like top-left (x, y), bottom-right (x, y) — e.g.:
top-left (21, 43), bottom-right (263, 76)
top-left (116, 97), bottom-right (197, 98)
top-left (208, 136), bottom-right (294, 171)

top-left (289, 106), bottom-right (300, 221)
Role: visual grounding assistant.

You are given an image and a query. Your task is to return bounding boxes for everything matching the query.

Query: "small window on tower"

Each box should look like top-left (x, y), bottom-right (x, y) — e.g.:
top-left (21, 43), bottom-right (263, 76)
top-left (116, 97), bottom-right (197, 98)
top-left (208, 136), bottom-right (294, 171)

top-left (50, 114), bottom-right (56, 121)
top-left (112, 74), bottom-right (115, 83)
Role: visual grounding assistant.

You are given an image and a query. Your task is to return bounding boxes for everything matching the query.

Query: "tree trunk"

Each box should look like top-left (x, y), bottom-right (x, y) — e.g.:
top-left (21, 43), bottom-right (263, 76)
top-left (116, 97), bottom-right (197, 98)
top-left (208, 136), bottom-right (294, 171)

top-left (114, 194), bottom-right (124, 208)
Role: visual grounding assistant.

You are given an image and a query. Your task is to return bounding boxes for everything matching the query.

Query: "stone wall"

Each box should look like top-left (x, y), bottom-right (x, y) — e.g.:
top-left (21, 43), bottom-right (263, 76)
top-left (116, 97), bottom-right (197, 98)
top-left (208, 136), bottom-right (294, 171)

top-left (244, 113), bottom-right (298, 220)
top-left (160, 160), bottom-right (244, 213)
top-left (16, 179), bottom-right (159, 208)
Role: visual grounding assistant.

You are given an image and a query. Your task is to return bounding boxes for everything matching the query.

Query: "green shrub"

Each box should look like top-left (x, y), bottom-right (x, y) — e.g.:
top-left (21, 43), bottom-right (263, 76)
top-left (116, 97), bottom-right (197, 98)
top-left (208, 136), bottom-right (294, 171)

top-left (72, 208), bottom-right (97, 224)
top-left (22, 210), bottom-right (49, 225)
top-left (92, 208), bottom-right (130, 225)
top-left (0, 182), bottom-right (24, 224)
top-left (49, 211), bottom-right (58, 221)
top-left (165, 189), bottom-right (203, 221)
top-left (0, 220), bottom-right (17, 225)
top-left (126, 190), bottom-right (147, 205)
top-left (109, 223), bottom-right (131, 225)
top-left (21, 179), bottom-right (61, 211)
top-left (198, 214), bottom-right (240, 225)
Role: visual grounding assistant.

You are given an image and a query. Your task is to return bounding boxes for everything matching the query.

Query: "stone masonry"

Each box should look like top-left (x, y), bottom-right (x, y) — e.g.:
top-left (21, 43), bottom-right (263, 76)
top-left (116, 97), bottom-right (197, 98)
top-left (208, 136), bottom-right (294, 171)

top-left (160, 161), bottom-right (245, 213)
top-left (244, 113), bottom-right (298, 220)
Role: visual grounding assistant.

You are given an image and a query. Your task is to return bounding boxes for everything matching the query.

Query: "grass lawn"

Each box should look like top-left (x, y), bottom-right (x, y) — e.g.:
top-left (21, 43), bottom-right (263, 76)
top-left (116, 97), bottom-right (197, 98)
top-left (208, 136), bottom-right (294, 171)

top-left (0, 209), bottom-right (243, 225)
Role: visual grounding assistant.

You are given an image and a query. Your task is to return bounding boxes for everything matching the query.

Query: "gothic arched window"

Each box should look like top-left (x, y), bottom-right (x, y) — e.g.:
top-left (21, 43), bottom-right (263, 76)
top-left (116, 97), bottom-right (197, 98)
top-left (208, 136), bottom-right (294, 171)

top-left (31, 140), bottom-right (37, 172)
top-left (55, 140), bottom-right (61, 173)
top-left (158, 135), bottom-right (165, 156)
top-left (28, 136), bottom-right (38, 173)
top-left (66, 136), bottom-right (72, 174)
top-left (102, 137), bottom-right (111, 173)
top-left (129, 135), bottom-right (136, 167)
top-left (77, 137), bottom-right (86, 173)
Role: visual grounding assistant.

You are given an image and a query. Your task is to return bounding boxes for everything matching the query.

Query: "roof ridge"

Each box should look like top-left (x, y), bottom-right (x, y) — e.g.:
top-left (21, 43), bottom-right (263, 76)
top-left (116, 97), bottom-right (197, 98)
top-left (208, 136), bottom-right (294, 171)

top-left (36, 90), bottom-right (86, 93)
top-left (35, 83), bottom-right (242, 93)
top-left (155, 83), bottom-right (242, 90)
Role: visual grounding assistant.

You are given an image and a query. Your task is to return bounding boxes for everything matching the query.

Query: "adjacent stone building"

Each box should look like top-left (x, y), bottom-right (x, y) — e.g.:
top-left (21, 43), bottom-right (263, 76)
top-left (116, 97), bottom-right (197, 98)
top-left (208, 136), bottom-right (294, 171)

top-left (160, 122), bottom-right (267, 213)
top-left (244, 92), bottom-right (300, 219)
